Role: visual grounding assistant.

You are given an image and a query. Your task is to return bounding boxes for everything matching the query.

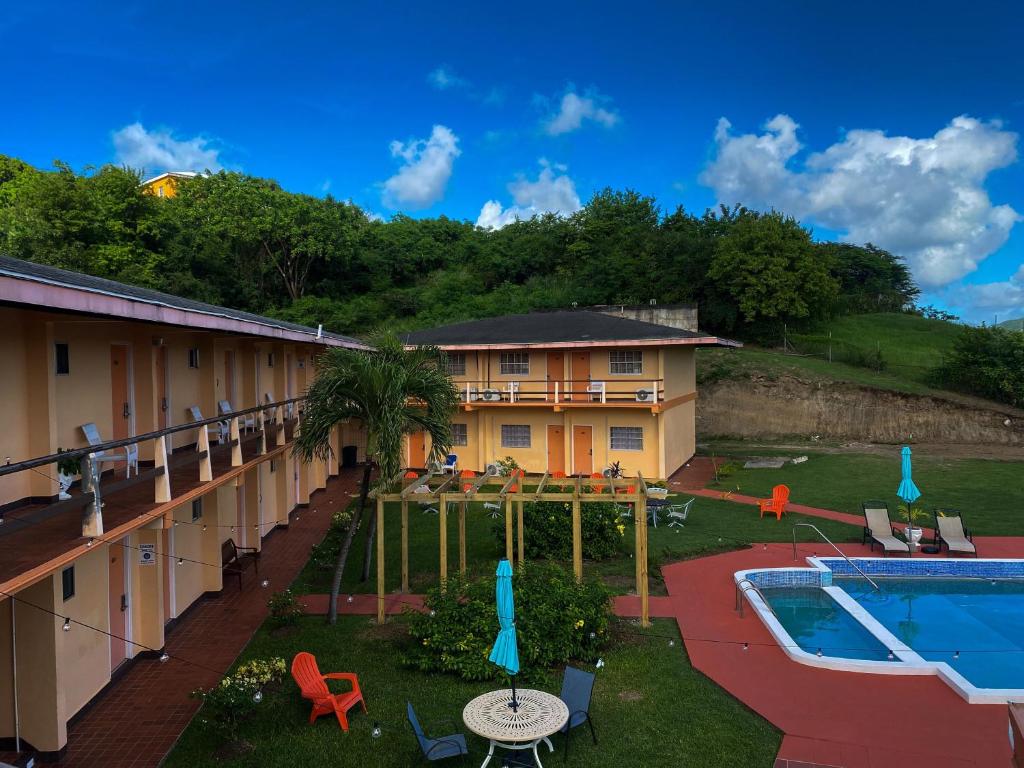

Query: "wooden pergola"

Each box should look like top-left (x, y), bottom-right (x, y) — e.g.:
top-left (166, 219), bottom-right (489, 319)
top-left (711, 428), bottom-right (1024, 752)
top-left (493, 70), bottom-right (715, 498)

top-left (369, 470), bottom-right (663, 627)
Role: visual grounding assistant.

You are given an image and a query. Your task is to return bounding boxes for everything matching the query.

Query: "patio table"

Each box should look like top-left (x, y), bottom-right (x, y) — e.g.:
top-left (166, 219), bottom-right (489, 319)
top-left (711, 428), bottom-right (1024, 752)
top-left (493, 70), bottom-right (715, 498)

top-left (463, 688), bottom-right (569, 768)
top-left (647, 498), bottom-right (670, 528)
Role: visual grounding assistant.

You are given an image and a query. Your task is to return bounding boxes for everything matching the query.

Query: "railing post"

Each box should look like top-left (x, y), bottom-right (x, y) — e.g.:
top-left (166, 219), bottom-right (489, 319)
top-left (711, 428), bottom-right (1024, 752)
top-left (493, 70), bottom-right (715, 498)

top-left (554, 381), bottom-right (559, 403)
top-left (652, 380), bottom-right (658, 402)
top-left (601, 383), bottom-right (606, 404)
top-left (154, 436), bottom-right (171, 503)
top-left (230, 417), bottom-right (242, 466)
top-left (81, 454), bottom-right (103, 537)
top-left (256, 410), bottom-right (266, 455)
top-left (197, 425), bottom-right (213, 482)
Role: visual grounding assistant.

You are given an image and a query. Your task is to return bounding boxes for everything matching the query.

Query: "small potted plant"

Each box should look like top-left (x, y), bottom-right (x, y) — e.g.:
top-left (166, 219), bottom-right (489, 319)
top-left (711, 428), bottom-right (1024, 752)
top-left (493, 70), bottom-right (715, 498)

top-left (56, 449), bottom-right (80, 501)
top-left (896, 502), bottom-right (930, 550)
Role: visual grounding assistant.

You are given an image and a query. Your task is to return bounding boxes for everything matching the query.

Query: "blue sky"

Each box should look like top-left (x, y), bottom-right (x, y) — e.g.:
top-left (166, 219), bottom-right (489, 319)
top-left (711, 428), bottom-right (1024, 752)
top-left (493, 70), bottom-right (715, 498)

top-left (2, 1), bottom-right (1023, 321)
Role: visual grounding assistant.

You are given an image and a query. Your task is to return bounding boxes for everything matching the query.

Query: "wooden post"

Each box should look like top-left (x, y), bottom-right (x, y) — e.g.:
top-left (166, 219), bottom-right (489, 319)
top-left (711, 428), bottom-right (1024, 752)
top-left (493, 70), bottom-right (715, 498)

top-left (401, 500), bottom-right (409, 594)
top-left (154, 436), bottom-right (171, 503)
top-left (230, 417), bottom-right (242, 466)
top-left (197, 426), bottom-right (213, 482)
top-left (439, 493), bottom-right (448, 585)
top-left (516, 500), bottom-right (525, 566)
top-left (376, 497), bottom-right (385, 624)
top-left (458, 501), bottom-right (467, 576)
top-left (637, 494), bottom-right (650, 627)
top-left (505, 497), bottom-right (514, 563)
top-left (571, 499), bottom-right (583, 582)
top-left (256, 410), bottom-right (266, 455)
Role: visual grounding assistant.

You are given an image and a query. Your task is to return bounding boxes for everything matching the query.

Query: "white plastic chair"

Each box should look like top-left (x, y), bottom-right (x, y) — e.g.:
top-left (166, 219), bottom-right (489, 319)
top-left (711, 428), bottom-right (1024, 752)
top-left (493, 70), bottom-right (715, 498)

top-left (442, 454), bottom-right (458, 474)
top-left (80, 422), bottom-right (139, 478)
top-left (483, 502), bottom-right (502, 519)
top-left (218, 399), bottom-right (256, 432)
top-left (667, 498), bottom-right (695, 528)
top-left (188, 405), bottom-right (228, 444)
top-left (586, 381), bottom-right (606, 402)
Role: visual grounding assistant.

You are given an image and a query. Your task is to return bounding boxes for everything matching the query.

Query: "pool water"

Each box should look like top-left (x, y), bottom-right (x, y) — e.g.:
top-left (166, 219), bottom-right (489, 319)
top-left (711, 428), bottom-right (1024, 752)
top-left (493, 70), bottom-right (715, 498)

top-left (762, 587), bottom-right (892, 661)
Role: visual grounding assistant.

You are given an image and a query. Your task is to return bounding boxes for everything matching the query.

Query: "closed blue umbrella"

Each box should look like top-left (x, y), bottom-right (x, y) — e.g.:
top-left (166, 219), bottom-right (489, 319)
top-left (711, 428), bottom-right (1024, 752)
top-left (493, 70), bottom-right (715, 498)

top-left (488, 558), bottom-right (521, 711)
top-left (897, 446), bottom-right (921, 504)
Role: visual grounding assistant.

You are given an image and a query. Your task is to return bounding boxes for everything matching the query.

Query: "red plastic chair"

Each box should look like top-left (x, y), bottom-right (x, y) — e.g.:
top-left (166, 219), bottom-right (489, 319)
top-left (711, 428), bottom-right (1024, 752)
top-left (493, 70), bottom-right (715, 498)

top-left (759, 484), bottom-right (790, 520)
top-left (291, 652), bottom-right (366, 731)
top-left (460, 469), bottom-right (475, 478)
top-left (552, 471), bottom-right (567, 479)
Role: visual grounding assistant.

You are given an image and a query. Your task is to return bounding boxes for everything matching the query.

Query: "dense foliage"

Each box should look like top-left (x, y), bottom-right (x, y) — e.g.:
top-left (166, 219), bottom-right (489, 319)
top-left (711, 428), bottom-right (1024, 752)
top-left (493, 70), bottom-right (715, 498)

top-left (494, 501), bottom-right (626, 561)
top-left (0, 157), bottom-right (920, 341)
top-left (191, 656), bottom-right (286, 739)
top-left (932, 325), bottom-right (1024, 408)
top-left (404, 562), bottom-right (610, 682)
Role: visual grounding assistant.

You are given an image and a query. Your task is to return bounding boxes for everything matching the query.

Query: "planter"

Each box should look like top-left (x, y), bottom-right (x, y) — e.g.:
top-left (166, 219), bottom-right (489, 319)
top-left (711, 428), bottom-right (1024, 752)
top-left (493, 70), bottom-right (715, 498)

top-left (58, 471), bottom-right (75, 501)
top-left (905, 526), bottom-right (923, 550)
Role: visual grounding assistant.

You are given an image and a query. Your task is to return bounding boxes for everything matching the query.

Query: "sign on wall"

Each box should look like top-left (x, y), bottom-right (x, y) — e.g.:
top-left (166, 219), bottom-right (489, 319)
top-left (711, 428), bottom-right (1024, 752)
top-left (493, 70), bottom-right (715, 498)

top-left (139, 543), bottom-right (156, 565)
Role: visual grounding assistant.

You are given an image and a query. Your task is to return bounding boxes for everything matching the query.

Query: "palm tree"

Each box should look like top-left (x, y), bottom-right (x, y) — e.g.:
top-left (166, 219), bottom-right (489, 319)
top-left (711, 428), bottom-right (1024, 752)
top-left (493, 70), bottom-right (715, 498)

top-left (293, 332), bottom-right (459, 624)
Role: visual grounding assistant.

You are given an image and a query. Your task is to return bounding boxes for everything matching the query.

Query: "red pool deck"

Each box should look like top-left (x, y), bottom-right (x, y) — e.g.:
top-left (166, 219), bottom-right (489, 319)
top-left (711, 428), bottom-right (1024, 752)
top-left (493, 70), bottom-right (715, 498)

top-left (665, 540), bottom-right (1024, 768)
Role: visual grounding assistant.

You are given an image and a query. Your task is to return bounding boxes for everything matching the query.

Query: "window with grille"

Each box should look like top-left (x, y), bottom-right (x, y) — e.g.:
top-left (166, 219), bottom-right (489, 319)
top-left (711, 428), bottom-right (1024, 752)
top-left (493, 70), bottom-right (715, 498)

top-left (55, 343), bottom-right (70, 375)
top-left (267, 352), bottom-right (275, 368)
top-left (188, 348), bottom-right (200, 369)
top-left (444, 353), bottom-right (466, 376)
top-left (610, 426), bottom-right (644, 451)
top-left (62, 566), bottom-right (75, 601)
top-left (499, 352), bottom-right (529, 376)
top-left (500, 424), bottom-right (531, 448)
top-left (609, 350), bottom-right (643, 375)
top-left (451, 423), bottom-right (468, 446)
top-left (191, 498), bottom-right (203, 521)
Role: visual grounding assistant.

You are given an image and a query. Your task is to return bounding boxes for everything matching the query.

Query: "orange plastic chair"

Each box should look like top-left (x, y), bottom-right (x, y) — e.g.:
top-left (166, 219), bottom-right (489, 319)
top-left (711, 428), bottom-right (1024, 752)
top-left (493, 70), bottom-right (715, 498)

top-left (460, 469), bottom-right (475, 478)
top-left (759, 484), bottom-right (790, 520)
top-left (291, 652), bottom-right (366, 731)
top-left (552, 471), bottom-right (567, 479)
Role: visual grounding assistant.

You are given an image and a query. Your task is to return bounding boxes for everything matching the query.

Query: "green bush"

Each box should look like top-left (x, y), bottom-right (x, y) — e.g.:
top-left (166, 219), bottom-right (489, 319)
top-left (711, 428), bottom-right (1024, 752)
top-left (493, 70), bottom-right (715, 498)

top-left (267, 589), bottom-right (305, 628)
top-left (932, 325), bottom-right (1024, 408)
top-left (191, 657), bottom-right (286, 738)
top-left (403, 562), bottom-right (611, 681)
top-left (494, 500), bottom-right (626, 561)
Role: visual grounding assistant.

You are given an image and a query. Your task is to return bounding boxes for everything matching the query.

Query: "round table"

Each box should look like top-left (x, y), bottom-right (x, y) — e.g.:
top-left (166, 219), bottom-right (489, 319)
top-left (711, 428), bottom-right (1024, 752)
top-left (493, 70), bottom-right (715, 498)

top-left (463, 688), bottom-right (569, 768)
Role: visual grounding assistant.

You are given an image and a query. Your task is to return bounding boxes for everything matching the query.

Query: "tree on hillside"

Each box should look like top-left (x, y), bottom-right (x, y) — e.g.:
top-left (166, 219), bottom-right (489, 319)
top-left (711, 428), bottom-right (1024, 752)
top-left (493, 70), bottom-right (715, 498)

top-left (818, 242), bottom-right (919, 312)
top-left (292, 333), bottom-right (459, 624)
top-left (932, 326), bottom-right (1024, 408)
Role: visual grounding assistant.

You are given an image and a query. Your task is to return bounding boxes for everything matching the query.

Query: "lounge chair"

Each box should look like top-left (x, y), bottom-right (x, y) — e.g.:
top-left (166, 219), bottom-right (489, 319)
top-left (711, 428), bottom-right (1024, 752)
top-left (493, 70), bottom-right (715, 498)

top-left (557, 666), bottom-right (597, 759)
top-left (263, 392), bottom-right (278, 424)
top-left (291, 651), bottom-right (366, 731)
top-left (188, 405), bottom-right (228, 445)
top-left (407, 702), bottom-right (468, 762)
top-left (666, 498), bottom-right (695, 527)
top-left (758, 484), bottom-right (789, 520)
top-left (80, 422), bottom-right (139, 478)
top-left (862, 501), bottom-right (910, 556)
top-left (218, 399), bottom-right (256, 432)
top-left (934, 509), bottom-right (977, 556)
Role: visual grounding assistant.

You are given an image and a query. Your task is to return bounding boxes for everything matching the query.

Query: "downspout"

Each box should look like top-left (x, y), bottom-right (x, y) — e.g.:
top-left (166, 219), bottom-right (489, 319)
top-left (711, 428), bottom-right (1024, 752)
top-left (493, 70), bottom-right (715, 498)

top-left (11, 598), bottom-right (20, 753)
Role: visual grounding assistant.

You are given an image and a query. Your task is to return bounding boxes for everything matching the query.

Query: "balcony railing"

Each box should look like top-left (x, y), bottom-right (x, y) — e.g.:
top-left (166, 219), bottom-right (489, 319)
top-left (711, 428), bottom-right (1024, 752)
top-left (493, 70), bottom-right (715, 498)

top-left (456, 379), bottom-right (663, 405)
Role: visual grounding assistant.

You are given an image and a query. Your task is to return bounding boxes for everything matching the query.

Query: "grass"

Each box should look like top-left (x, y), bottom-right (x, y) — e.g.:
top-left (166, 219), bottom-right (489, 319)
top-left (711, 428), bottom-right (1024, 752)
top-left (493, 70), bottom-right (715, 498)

top-left (293, 495), bottom-right (862, 598)
top-left (163, 615), bottom-right (782, 768)
top-left (711, 451), bottom-right (1024, 536)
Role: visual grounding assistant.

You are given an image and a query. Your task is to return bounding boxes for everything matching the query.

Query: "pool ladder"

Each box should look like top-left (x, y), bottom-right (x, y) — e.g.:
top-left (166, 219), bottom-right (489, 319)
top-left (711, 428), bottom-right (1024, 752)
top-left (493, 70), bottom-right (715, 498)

top-left (735, 578), bottom-right (778, 619)
top-left (791, 522), bottom-right (880, 591)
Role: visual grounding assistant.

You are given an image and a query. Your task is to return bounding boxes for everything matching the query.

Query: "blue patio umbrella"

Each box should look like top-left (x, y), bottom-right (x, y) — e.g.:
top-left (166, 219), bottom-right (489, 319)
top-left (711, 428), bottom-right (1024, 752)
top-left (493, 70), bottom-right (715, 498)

top-left (488, 558), bottom-right (521, 711)
top-left (897, 446), bottom-right (921, 504)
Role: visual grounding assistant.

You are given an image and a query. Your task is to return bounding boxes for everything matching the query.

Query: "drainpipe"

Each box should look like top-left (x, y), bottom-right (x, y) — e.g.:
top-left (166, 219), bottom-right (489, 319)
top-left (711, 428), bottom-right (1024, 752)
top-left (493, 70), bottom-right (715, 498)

top-left (11, 598), bottom-right (20, 753)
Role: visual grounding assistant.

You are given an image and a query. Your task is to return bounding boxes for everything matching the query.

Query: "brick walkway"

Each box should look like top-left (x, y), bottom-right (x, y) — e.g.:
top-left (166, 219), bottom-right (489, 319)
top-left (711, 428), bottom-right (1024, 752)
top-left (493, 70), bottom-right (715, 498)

top-left (14, 468), bottom-right (362, 768)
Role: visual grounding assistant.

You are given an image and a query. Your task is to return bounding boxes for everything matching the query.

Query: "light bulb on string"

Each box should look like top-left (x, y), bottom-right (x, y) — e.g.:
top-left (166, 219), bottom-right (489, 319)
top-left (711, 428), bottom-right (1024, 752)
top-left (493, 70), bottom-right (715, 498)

top-left (347, 595), bottom-right (354, 604)
top-left (954, 650), bottom-right (960, 660)
top-left (159, 652), bottom-right (170, 663)
top-left (668, 639), bottom-right (675, 647)
top-left (589, 632), bottom-right (596, 640)
top-left (202, 524), bottom-right (207, 532)
top-left (595, 658), bottom-right (605, 669)
top-left (742, 642), bottom-right (749, 651)
top-left (371, 722), bottom-right (382, 739)
top-left (261, 579), bottom-right (270, 588)
top-left (63, 617), bottom-right (71, 631)
top-left (887, 650), bottom-right (895, 661)
top-left (816, 648), bottom-right (823, 658)
top-left (429, 610), bottom-right (436, 618)
top-left (253, 690), bottom-right (263, 704)
top-left (177, 558), bottom-right (184, 566)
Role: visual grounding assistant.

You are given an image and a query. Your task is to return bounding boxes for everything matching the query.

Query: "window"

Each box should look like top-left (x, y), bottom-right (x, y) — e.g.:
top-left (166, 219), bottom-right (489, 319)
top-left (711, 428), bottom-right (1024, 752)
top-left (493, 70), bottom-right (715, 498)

top-left (444, 352), bottom-right (466, 376)
top-left (451, 423), bottom-right (468, 446)
top-left (609, 350), bottom-right (643, 375)
top-left (501, 424), bottom-right (531, 448)
top-left (267, 352), bottom-right (275, 368)
top-left (610, 426), bottom-right (644, 451)
top-left (62, 566), bottom-right (75, 601)
top-left (188, 348), bottom-right (200, 369)
top-left (191, 498), bottom-right (203, 522)
top-left (500, 352), bottom-right (529, 376)
top-left (54, 343), bottom-right (70, 375)
top-left (269, 459), bottom-right (277, 473)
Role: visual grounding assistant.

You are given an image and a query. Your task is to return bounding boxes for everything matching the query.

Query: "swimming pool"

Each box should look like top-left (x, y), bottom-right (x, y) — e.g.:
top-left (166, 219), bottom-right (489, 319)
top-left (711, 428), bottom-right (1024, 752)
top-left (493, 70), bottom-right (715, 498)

top-left (736, 558), bottom-right (1024, 703)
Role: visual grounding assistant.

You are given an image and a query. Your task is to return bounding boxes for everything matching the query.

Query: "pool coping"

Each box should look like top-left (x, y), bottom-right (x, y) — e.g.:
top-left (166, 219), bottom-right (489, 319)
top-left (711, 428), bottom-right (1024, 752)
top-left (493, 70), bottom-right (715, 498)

top-left (735, 557), bottom-right (1024, 704)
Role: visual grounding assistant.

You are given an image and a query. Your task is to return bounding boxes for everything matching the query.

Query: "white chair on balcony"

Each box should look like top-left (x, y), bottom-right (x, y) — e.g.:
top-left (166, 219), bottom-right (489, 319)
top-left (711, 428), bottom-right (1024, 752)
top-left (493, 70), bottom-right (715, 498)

top-left (188, 405), bottom-right (228, 445)
top-left (80, 422), bottom-right (139, 478)
top-left (587, 381), bottom-right (606, 402)
top-left (219, 399), bottom-right (256, 432)
top-left (504, 381), bottom-right (520, 402)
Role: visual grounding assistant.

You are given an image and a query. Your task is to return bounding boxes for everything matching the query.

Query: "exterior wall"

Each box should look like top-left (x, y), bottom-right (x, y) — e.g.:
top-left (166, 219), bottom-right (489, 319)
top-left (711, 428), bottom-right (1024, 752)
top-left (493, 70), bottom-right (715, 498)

top-left (661, 347), bottom-right (696, 399)
top-left (662, 400), bottom-right (696, 476)
top-left (0, 311), bottom-right (34, 503)
top-left (589, 303), bottom-right (699, 332)
top-left (13, 576), bottom-right (64, 751)
top-left (170, 503), bottom-right (205, 615)
top-left (58, 546), bottom-right (109, 719)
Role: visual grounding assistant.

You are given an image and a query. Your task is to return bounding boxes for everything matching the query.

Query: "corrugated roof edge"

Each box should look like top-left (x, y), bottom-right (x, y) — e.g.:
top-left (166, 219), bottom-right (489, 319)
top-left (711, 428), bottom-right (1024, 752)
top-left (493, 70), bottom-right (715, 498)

top-left (0, 254), bottom-right (368, 349)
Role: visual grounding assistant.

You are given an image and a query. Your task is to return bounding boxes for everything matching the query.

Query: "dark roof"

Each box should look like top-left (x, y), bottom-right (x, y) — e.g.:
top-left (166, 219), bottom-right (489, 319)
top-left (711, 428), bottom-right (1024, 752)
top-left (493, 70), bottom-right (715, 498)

top-left (403, 310), bottom-right (738, 347)
top-left (0, 254), bottom-right (365, 348)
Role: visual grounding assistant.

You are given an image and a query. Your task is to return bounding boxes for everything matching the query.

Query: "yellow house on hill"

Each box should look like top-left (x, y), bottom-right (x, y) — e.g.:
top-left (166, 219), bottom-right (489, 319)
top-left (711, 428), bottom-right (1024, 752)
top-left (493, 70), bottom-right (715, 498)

top-left (140, 171), bottom-right (199, 198)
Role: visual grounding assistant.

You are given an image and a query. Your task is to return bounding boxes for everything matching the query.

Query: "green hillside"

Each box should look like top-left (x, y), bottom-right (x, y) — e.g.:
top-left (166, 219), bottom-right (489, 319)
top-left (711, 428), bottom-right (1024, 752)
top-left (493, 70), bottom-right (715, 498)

top-left (998, 317), bottom-right (1024, 331)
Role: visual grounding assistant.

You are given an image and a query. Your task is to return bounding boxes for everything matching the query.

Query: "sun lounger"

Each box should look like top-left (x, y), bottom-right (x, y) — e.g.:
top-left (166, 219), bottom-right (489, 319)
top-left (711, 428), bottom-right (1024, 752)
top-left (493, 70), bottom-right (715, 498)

top-left (218, 399), bottom-right (256, 432)
top-left (80, 422), bottom-right (139, 478)
top-left (934, 510), bottom-right (977, 556)
top-left (862, 501), bottom-right (910, 556)
top-left (188, 405), bottom-right (228, 444)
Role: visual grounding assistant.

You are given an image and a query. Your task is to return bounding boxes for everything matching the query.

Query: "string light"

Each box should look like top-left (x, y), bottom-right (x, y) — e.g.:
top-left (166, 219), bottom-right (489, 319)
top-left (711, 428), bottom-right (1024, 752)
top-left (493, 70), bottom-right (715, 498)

top-left (253, 690), bottom-right (263, 703)
top-left (177, 558), bottom-right (184, 566)
top-left (595, 659), bottom-right (605, 669)
top-left (63, 617), bottom-right (71, 631)
top-left (742, 642), bottom-right (749, 651)
top-left (954, 650), bottom-right (960, 660)
top-left (347, 595), bottom-right (354, 603)
top-left (816, 648), bottom-right (823, 657)
top-left (371, 722), bottom-right (382, 739)
top-left (159, 652), bottom-right (170, 663)
top-left (429, 610), bottom-right (436, 618)
top-left (668, 639), bottom-right (675, 647)
top-left (261, 579), bottom-right (270, 588)
top-left (887, 650), bottom-right (895, 661)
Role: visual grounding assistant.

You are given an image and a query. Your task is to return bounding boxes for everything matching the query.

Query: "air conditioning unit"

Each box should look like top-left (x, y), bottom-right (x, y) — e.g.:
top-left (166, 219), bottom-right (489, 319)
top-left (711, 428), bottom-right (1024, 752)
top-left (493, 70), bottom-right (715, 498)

top-left (635, 389), bottom-right (653, 403)
top-left (480, 388), bottom-right (502, 402)
top-left (485, 462), bottom-right (500, 476)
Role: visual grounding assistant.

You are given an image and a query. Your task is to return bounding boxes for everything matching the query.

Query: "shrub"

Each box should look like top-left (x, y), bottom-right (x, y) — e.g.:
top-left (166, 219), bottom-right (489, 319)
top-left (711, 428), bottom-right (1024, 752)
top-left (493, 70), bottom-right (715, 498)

top-left (494, 501), bottom-right (626, 561)
top-left (403, 562), bottom-right (610, 682)
top-left (931, 325), bottom-right (1024, 408)
top-left (267, 589), bottom-right (305, 628)
top-left (495, 456), bottom-right (521, 476)
top-left (191, 656), bottom-right (286, 738)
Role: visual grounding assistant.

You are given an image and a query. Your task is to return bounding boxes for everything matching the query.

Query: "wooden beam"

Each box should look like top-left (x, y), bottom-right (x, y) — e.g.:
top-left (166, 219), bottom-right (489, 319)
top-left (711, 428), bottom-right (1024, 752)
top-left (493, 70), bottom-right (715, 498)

top-left (438, 492), bottom-right (448, 585)
top-left (571, 497), bottom-right (583, 582)
top-left (533, 471), bottom-right (549, 500)
top-left (465, 471), bottom-right (494, 497)
top-left (458, 501), bottom-right (467, 576)
top-left (498, 474), bottom-right (519, 497)
top-left (401, 471), bottom-right (434, 498)
top-left (376, 497), bottom-right (385, 625)
top-left (400, 500), bottom-right (409, 594)
top-left (516, 500), bottom-right (525, 566)
top-left (505, 497), bottom-right (514, 563)
top-left (636, 493), bottom-right (650, 627)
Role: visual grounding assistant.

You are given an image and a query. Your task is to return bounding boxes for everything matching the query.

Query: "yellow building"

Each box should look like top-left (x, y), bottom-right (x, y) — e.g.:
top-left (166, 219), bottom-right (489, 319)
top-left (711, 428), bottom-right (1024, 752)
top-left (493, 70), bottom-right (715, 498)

top-left (403, 311), bottom-right (738, 479)
top-left (140, 171), bottom-right (199, 198)
top-left (0, 255), bottom-right (368, 757)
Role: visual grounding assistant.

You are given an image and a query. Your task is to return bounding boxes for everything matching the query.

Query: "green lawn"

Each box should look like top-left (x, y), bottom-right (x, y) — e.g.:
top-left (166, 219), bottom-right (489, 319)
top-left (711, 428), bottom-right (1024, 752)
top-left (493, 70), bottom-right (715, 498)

top-left (293, 496), bottom-right (862, 597)
top-left (712, 451), bottom-right (1024, 536)
top-left (164, 615), bottom-right (781, 768)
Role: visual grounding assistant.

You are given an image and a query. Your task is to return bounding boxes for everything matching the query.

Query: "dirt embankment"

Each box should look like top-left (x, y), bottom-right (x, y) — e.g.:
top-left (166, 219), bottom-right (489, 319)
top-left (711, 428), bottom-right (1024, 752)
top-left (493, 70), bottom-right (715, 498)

top-left (697, 375), bottom-right (1024, 446)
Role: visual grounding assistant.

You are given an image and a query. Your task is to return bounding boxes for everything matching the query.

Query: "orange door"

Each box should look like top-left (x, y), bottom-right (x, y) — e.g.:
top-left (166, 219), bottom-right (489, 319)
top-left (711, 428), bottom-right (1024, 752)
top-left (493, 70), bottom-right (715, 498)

top-left (572, 425), bottom-right (593, 476)
top-left (409, 431), bottom-right (427, 468)
top-left (547, 425), bottom-right (565, 474)
top-left (570, 352), bottom-right (590, 401)
top-left (162, 529), bottom-right (173, 623)
top-left (156, 346), bottom-right (169, 430)
top-left (546, 351), bottom-right (564, 401)
top-left (110, 345), bottom-right (131, 440)
top-left (224, 350), bottom-right (236, 402)
top-left (108, 540), bottom-right (127, 669)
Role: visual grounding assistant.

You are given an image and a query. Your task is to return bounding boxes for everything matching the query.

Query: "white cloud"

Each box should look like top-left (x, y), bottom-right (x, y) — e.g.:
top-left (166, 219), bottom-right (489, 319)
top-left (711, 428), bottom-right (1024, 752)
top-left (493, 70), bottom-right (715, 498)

top-left (112, 122), bottom-right (222, 173)
top-left (476, 160), bottom-right (581, 229)
top-left (700, 114), bottom-right (1020, 288)
top-left (427, 66), bottom-right (467, 90)
top-left (381, 125), bottom-right (460, 210)
top-left (943, 264), bottom-right (1024, 322)
top-left (543, 89), bottom-right (619, 136)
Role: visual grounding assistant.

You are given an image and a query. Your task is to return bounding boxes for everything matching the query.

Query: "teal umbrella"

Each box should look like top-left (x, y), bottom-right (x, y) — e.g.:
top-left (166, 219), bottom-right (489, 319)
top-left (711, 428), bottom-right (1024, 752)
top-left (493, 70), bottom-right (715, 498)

top-left (897, 446), bottom-right (921, 504)
top-left (488, 558), bottom-right (521, 711)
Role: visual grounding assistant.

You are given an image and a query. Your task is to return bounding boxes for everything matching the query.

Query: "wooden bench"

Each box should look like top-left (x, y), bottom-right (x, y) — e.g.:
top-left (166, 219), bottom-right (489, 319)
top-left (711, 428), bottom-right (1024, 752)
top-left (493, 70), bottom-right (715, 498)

top-left (221, 538), bottom-right (260, 589)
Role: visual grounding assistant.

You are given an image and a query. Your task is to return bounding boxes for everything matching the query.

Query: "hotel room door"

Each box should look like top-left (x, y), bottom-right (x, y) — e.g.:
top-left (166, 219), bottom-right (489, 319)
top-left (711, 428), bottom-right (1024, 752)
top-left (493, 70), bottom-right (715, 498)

top-left (110, 344), bottom-right (132, 440)
top-left (570, 352), bottom-right (590, 401)
top-left (108, 540), bottom-right (128, 670)
top-left (547, 425), bottom-right (565, 474)
top-left (409, 431), bottom-right (427, 468)
top-left (572, 425), bottom-right (593, 476)
top-left (156, 345), bottom-right (169, 430)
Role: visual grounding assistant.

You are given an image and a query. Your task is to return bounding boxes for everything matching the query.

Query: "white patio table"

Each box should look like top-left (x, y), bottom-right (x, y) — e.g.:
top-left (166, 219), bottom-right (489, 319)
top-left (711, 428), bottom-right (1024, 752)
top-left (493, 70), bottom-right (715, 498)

top-left (462, 688), bottom-right (569, 768)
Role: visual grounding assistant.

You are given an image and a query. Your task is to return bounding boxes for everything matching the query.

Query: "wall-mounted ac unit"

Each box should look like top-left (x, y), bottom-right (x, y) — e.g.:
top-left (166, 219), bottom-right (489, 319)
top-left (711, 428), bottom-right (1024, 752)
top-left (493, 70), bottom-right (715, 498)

top-left (481, 388), bottom-right (502, 402)
top-left (485, 462), bottom-right (499, 476)
top-left (635, 389), bottom-right (653, 403)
